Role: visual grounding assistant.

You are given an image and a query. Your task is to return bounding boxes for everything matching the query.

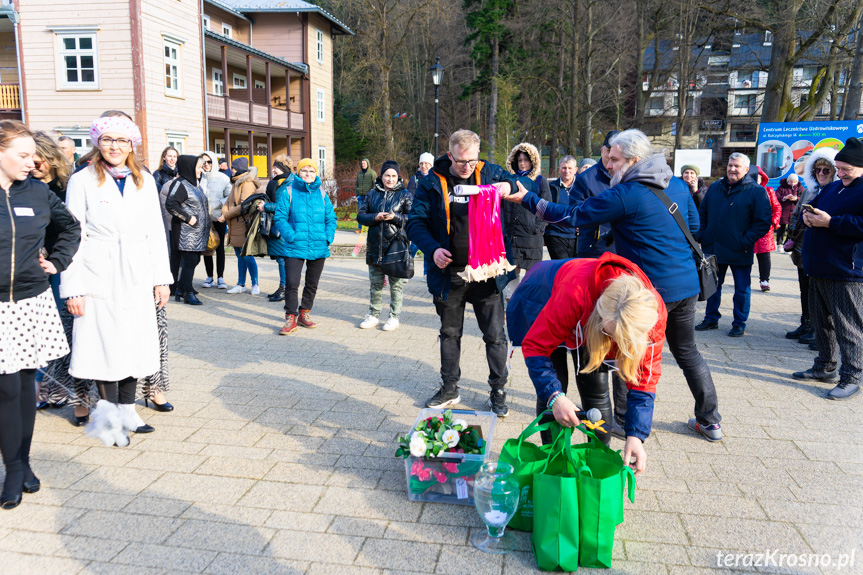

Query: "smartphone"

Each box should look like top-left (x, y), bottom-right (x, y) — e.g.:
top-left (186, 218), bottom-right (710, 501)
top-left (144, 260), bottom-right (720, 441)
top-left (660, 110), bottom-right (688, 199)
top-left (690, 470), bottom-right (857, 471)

top-left (802, 204), bottom-right (816, 213)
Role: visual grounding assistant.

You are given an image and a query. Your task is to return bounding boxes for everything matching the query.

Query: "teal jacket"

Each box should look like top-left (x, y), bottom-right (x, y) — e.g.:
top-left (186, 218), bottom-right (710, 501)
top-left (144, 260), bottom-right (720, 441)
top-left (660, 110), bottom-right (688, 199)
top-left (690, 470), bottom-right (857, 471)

top-left (274, 176), bottom-right (337, 260)
top-left (264, 172), bottom-right (294, 257)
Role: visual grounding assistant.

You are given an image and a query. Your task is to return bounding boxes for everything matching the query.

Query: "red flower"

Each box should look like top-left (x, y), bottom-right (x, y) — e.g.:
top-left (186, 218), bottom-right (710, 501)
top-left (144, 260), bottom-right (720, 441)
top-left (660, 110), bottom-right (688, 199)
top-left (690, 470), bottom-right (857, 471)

top-left (442, 462), bottom-right (459, 474)
top-left (433, 471), bottom-right (447, 483)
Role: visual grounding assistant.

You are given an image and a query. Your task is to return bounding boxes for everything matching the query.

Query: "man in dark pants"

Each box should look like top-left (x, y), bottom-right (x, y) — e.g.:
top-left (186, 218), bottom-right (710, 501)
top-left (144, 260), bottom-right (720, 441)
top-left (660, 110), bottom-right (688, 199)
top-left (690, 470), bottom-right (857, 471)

top-left (695, 153), bottom-right (772, 337)
top-left (406, 129), bottom-right (516, 417)
top-left (505, 129), bottom-right (724, 441)
top-left (545, 155), bottom-right (579, 260)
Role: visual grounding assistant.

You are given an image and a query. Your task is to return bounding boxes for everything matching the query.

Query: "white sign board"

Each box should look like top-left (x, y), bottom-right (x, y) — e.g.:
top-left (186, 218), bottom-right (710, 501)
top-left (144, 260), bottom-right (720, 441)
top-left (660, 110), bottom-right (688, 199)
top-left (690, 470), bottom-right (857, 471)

top-left (673, 149), bottom-right (713, 178)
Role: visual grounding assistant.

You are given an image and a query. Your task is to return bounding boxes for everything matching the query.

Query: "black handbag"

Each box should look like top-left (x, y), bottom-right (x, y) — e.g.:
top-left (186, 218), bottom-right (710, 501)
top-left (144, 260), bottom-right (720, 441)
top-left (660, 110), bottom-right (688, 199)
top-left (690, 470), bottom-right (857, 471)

top-left (645, 184), bottom-right (719, 301)
top-left (259, 210), bottom-right (279, 238)
top-left (379, 230), bottom-right (415, 279)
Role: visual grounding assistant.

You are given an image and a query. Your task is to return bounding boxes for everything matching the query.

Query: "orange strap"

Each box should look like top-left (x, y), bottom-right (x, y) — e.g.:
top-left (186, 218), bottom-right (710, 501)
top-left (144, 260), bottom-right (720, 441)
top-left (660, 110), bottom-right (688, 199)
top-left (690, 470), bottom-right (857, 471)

top-left (435, 161), bottom-right (485, 235)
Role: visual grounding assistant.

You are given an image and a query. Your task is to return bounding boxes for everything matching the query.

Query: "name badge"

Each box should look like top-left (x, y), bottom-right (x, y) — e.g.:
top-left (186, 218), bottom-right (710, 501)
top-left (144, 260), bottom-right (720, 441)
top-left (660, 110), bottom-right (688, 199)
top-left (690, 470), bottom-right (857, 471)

top-left (451, 196), bottom-right (469, 204)
top-left (13, 207), bottom-right (34, 216)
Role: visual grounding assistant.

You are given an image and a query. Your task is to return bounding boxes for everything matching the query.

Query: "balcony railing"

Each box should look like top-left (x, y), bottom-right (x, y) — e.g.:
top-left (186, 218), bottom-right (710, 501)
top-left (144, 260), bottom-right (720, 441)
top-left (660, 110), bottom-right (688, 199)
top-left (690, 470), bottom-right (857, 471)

top-left (207, 93), bottom-right (304, 130)
top-left (0, 84), bottom-right (20, 110)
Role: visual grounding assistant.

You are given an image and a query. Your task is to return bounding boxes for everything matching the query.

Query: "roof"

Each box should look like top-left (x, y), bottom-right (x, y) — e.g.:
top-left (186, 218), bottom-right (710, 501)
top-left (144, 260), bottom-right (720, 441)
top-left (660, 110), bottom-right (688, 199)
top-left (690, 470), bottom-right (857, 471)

top-left (219, 0), bottom-right (353, 35)
top-left (204, 29), bottom-right (309, 74)
top-left (204, 0), bottom-right (251, 22)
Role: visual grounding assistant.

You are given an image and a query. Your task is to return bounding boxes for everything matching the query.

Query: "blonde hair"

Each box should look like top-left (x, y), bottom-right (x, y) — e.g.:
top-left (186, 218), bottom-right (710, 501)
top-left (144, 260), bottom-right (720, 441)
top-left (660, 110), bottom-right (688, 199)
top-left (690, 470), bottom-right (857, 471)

top-left (33, 132), bottom-right (72, 190)
top-left (449, 129), bottom-right (481, 152)
top-left (75, 110), bottom-right (138, 170)
top-left (0, 120), bottom-right (33, 151)
top-left (273, 153), bottom-right (293, 171)
top-left (583, 274), bottom-right (659, 384)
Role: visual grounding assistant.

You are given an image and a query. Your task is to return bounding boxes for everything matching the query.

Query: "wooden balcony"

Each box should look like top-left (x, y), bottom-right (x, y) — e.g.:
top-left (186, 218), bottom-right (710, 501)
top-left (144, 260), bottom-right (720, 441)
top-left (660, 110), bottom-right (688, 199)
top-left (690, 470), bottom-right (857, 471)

top-left (207, 93), bottom-right (304, 131)
top-left (0, 84), bottom-right (20, 110)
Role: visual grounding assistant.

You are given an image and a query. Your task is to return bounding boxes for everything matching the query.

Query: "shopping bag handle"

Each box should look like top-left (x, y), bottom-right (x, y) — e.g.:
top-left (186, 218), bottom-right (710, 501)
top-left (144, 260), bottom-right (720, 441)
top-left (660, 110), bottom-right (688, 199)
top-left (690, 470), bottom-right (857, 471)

top-left (623, 465), bottom-right (636, 503)
top-left (514, 411), bottom-right (556, 459)
top-left (575, 423), bottom-right (621, 457)
top-left (538, 424), bottom-right (575, 474)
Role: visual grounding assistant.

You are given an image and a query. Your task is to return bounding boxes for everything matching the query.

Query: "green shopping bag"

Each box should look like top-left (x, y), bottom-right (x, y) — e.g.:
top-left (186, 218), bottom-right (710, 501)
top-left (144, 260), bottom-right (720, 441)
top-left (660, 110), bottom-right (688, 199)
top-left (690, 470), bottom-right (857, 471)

top-left (530, 425), bottom-right (585, 572)
top-left (569, 425), bottom-right (636, 568)
top-left (499, 412), bottom-right (567, 532)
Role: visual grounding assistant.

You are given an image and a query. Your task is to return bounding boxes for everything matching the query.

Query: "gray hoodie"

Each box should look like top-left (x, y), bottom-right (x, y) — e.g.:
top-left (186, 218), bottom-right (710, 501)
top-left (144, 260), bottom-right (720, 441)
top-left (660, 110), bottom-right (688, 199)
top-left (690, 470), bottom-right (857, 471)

top-left (200, 151), bottom-right (232, 220)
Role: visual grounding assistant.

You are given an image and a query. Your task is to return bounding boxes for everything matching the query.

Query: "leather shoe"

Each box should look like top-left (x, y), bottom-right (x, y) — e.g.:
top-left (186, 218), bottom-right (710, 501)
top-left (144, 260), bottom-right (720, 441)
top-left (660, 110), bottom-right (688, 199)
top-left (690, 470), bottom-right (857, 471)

top-left (695, 320), bottom-right (719, 331)
top-left (0, 471), bottom-right (23, 510)
top-left (22, 467), bottom-right (40, 494)
top-left (786, 322), bottom-right (811, 339)
top-left (799, 330), bottom-right (816, 345)
top-left (72, 413), bottom-right (89, 427)
top-left (728, 325), bottom-right (745, 337)
top-left (134, 424), bottom-right (155, 434)
top-left (827, 381), bottom-right (860, 400)
top-left (183, 292), bottom-right (203, 305)
top-left (144, 397), bottom-right (174, 412)
top-left (792, 367), bottom-right (839, 382)
top-left (809, 343), bottom-right (818, 351)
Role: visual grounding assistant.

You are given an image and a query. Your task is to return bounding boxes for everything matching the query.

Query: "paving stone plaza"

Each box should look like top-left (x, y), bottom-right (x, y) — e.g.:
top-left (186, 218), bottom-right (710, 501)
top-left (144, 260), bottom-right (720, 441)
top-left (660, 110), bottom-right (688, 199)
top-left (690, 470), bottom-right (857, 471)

top-left (1, 239), bottom-right (861, 575)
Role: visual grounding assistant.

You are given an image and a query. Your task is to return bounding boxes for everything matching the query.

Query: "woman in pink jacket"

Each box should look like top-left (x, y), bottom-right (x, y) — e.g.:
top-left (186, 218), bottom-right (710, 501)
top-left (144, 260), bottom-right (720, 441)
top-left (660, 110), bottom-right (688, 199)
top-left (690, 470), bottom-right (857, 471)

top-left (753, 167), bottom-right (781, 292)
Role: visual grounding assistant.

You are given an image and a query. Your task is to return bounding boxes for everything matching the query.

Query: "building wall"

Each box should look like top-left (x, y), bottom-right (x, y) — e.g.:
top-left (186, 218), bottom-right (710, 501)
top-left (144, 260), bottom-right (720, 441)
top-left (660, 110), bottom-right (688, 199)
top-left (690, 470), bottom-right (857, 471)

top-left (17, 0), bottom-right (135, 133)
top-left (250, 12), bottom-right (303, 64)
top-left (140, 0), bottom-right (205, 166)
top-left (0, 28), bottom-right (19, 83)
top-left (203, 5), bottom-right (250, 44)
top-left (306, 14), bottom-right (333, 175)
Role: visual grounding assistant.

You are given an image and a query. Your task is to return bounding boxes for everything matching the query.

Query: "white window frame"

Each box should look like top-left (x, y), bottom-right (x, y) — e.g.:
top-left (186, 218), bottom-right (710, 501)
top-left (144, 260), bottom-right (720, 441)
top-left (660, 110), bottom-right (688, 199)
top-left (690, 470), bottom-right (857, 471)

top-left (316, 29), bottom-right (324, 64)
top-left (166, 131), bottom-right (188, 154)
top-left (318, 146), bottom-right (327, 176)
top-left (202, 15), bottom-right (210, 30)
top-left (53, 27), bottom-right (100, 90)
top-left (212, 68), bottom-right (223, 96)
top-left (316, 88), bottom-right (325, 122)
top-left (221, 23), bottom-right (233, 38)
top-left (256, 142), bottom-right (268, 153)
top-left (214, 139), bottom-right (225, 155)
top-left (233, 73), bottom-right (247, 89)
top-left (163, 38), bottom-right (182, 97)
top-left (56, 128), bottom-right (92, 156)
top-left (254, 79), bottom-right (265, 89)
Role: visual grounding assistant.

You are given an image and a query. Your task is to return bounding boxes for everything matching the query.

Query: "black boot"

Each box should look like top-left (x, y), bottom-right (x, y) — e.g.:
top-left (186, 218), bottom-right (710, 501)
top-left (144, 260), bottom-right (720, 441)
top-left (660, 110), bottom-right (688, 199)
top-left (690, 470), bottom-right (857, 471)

top-left (786, 317), bottom-right (811, 339)
top-left (1, 463), bottom-right (24, 510)
top-left (268, 286), bottom-right (285, 302)
top-left (183, 292), bottom-right (203, 305)
top-left (799, 330), bottom-right (816, 345)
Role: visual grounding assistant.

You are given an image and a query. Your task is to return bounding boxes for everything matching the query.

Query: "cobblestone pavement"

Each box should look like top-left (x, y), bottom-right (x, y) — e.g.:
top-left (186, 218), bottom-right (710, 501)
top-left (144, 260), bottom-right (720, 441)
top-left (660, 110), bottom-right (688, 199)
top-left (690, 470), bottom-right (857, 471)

top-left (2, 251), bottom-right (861, 574)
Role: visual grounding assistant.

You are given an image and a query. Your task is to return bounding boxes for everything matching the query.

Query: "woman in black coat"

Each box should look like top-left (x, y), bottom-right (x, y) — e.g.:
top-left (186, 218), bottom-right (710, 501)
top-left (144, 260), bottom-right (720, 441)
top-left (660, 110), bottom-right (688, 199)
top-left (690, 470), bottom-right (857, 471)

top-left (0, 121), bottom-right (81, 509)
top-left (152, 146), bottom-right (179, 193)
top-left (356, 160), bottom-right (412, 331)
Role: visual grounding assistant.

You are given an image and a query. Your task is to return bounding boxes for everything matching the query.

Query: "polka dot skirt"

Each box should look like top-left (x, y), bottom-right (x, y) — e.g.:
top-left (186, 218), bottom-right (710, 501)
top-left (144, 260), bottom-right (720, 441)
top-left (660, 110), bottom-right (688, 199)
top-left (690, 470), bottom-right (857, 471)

top-left (0, 289), bottom-right (69, 375)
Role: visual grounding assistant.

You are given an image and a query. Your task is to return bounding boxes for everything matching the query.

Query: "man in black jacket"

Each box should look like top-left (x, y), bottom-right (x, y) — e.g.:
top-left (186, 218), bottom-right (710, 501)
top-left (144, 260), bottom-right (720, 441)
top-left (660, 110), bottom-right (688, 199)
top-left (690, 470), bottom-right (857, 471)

top-left (695, 153), bottom-right (772, 337)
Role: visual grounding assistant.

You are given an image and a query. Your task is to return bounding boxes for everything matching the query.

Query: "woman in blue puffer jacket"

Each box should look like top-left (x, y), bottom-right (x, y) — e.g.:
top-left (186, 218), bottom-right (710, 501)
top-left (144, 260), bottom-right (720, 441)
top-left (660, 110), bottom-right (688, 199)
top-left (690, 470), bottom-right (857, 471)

top-left (274, 158), bottom-right (336, 335)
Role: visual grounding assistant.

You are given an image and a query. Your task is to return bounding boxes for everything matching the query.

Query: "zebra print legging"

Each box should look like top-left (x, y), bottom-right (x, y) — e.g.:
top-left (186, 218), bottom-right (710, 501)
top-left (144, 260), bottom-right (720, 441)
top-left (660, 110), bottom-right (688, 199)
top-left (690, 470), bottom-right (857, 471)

top-left (140, 304), bottom-right (170, 399)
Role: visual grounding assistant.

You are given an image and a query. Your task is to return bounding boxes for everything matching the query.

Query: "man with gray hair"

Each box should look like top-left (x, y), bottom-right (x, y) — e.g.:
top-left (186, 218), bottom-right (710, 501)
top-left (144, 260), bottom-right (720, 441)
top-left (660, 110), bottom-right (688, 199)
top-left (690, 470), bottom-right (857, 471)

top-left (694, 153), bottom-right (772, 338)
top-left (504, 128), bottom-right (725, 443)
top-left (57, 136), bottom-right (78, 163)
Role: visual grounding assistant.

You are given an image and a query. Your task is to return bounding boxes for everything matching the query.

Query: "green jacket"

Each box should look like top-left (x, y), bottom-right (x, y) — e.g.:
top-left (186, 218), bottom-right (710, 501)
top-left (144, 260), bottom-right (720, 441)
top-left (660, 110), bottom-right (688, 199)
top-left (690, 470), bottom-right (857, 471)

top-left (355, 159), bottom-right (376, 196)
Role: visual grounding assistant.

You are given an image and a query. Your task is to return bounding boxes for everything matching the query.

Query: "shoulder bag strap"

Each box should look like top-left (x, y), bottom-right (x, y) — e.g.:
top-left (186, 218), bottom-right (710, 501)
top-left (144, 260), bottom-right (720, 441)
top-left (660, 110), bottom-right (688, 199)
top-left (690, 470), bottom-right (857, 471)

top-left (643, 183), bottom-right (707, 261)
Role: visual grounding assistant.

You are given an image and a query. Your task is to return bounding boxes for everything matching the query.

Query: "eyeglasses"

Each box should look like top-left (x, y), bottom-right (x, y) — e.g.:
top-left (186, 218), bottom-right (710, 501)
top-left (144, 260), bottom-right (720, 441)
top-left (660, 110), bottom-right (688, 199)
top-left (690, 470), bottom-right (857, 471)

top-left (450, 154), bottom-right (479, 169)
top-left (815, 167), bottom-right (834, 175)
top-left (99, 137), bottom-right (132, 148)
top-left (32, 160), bottom-right (43, 169)
top-left (202, 160), bottom-right (212, 166)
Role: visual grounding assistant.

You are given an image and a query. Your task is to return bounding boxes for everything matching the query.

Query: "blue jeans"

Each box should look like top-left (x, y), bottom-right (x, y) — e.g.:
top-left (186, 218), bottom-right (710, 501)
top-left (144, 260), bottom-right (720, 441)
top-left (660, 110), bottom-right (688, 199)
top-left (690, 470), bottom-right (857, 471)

top-left (356, 196), bottom-right (365, 229)
top-left (277, 256), bottom-right (287, 286)
top-left (234, 247), bottom-right (258, 286)
top-left (705, 264), bottom-right (752, 328)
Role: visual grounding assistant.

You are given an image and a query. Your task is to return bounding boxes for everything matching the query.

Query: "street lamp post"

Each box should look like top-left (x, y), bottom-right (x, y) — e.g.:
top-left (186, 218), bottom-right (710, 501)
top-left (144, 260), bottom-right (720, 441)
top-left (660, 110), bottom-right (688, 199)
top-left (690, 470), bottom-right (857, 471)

top-left (430, 56), bottom-right (444, 157)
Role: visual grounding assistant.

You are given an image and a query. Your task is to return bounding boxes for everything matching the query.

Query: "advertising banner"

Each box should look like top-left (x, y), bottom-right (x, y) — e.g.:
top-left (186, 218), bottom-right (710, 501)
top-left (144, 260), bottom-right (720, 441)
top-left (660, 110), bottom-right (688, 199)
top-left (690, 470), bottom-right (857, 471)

top-left (756, 121), bottom-right (863, 187)
top-left (673, 149), bottom-right (713, 178)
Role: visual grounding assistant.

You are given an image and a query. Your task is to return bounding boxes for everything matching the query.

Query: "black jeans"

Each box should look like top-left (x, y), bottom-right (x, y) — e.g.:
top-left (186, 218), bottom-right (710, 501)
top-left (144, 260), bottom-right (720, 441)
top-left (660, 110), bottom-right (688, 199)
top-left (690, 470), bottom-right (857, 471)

top-left (0, 369), bottom-right (36, 479)
top-left (534, 347), bottom-right (613, 446)
top-left (203, 220), bottom-right (227, 279)
top-left (756, 252), bottom-right (771, 282)
top-left (433, 270), bottom-right (507, 390)
top-left (284, 257), bottom-right (326, 315)
top-left (798, 266), bottom-right (810, 321)
top-left (545, 235), bottom-right (577, 260)
top-left (179, 251), bottom-right (201, 295)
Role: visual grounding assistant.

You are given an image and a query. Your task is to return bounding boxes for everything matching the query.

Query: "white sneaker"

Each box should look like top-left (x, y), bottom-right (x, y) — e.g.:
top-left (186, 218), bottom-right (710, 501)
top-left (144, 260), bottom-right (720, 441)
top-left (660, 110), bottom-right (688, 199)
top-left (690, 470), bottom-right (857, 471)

top-left (202, 277), bottom-right (215, 288)
top-left (359, 315), bottom-right (380, 329)
top-left (226, 285), bottom-right (247, 294)
top-left (251, 285), bottom-right (261, 295)
top-left (382, 317), bottom-right (400, 331)
top-left (217, 278), bottom-right (228, 289)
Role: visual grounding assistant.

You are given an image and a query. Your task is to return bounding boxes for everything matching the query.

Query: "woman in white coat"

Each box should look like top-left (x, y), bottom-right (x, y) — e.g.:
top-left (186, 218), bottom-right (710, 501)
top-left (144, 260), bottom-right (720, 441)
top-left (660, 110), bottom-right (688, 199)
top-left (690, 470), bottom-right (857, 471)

top-left (61, 116), bottom-right (173, 445)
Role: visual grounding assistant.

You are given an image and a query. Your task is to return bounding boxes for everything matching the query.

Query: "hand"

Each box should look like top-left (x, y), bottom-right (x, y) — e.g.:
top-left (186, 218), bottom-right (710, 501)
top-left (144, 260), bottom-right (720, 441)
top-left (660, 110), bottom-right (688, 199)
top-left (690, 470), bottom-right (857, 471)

top-left (789, 195), bottom-right (798, 201)
top-left (218, 216), bottom-right (226, 223)
top-left (154, 285), bottom-right (170, 309)
top-left (783, 240), bottom-right (794, 251)
top-left (493, 181), bottom-right (512, 197)
top-left (257, 203), bottom-right (265, 212)
top-left (623, 436), bottom-right (647, 477)
top-left (67, 297), bottom-right (85, 317)
top-left (803, 208), bottom-right (831, 228)
top-left (188, 216), bottom-right (197, 226)
top-left (39, 255), bottom-right (57, 275)
top-left (433, 248), bottom-right (452, 269)
top-left (501, 180), bottom-right (529, 203)
top-left (551, 395), bottom-right (580, 428)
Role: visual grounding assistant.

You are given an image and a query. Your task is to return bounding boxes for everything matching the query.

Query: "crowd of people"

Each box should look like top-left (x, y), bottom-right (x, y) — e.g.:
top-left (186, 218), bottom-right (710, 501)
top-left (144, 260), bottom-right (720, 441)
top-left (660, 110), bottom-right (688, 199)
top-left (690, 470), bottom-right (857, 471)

top-left (2, 110), bottom-right (862, 509)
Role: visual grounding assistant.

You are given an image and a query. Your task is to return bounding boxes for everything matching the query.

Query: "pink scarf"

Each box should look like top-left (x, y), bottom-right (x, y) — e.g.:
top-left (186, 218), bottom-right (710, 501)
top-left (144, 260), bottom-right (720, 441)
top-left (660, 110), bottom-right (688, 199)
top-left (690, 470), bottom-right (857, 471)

top-left (458, 185), bottom-right (515, 282)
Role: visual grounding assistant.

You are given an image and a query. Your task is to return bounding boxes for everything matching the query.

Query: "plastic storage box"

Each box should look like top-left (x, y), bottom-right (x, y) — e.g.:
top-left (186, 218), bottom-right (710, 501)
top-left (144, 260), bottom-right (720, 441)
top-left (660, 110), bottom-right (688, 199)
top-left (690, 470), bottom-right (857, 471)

top-left (404, 408), bottom-right (497, 506)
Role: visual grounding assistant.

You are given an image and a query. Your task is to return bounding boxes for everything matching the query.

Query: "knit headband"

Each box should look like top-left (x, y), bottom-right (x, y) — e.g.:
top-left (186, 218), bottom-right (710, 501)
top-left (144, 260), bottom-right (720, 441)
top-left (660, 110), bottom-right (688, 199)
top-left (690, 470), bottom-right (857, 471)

top-left (89, 116), bottom-right (143, 147)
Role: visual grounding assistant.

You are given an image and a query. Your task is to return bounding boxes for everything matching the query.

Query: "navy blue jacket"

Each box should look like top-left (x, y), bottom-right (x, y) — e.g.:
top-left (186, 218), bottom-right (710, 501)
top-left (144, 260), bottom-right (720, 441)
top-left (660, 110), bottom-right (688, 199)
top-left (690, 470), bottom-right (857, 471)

top-left (522, 156), bottom-right (701, 304)
top-left (802, 177), bottom-right (863, 281)
top-left (544, 177), bottom-right (577, 239)
top-left (573, 162), bottom-right (615, 256)
top-left (406, 155), bottom-right (516, 299)
top-left (696, 174), bottom-right (772, 267)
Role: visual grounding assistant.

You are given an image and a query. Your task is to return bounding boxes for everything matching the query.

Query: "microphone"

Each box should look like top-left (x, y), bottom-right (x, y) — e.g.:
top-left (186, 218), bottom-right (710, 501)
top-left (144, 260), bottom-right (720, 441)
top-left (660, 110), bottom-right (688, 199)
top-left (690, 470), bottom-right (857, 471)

top-left (577, 408), bottom-right (603, 424)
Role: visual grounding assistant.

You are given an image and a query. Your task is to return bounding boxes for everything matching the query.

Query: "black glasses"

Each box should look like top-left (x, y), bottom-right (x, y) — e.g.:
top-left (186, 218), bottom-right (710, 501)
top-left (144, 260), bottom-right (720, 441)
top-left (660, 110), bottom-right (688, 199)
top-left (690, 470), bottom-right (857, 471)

top-left (815, 167), bottom-right (834, 175)
top-left (99, 137), bottom-right (132, 148)
top-left (451, 157), bottom-right (479, 169)
top-left (202, 160), bottom-right (212, 165)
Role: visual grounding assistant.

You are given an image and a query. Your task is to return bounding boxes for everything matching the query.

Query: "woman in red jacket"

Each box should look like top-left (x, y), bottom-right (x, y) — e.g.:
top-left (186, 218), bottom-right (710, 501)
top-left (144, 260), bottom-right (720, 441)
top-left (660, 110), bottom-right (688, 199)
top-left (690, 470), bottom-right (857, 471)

top-left (754, 167), bottom-right (782, 291)
top-left (508, 253), bottom-right (667, 476)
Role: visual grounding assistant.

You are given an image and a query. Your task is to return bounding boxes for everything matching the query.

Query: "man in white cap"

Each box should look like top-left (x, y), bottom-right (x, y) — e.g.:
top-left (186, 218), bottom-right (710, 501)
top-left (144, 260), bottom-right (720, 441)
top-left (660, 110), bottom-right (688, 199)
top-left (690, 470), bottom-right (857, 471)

top-left (407, 152), bottom-right (434, 197)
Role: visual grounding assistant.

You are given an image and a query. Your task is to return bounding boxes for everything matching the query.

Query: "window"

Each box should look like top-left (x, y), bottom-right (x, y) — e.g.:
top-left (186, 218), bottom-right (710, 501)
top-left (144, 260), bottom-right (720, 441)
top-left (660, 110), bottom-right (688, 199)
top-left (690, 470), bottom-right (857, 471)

top-left (166, 132), bottom-right (187, 154)
top-left (734, 94), bottom-right (756, 111)
top-left (763, 31), bottom-right (773, 46)
top-left (214, 139), bottom-right (225, 155)
top-left (318, 146), bottom-right (327, 176)
top-left (212, 68), bottom-right (223, 96)
top-left (163, 40), bottom-right (181, 97)
top-left (254, 80), bottom-right (265, 90)
top-left (316, 89), bottom-right (325, 121)
top-left (57, 32), bottom-right (99, 89)
top-left (202, 15), bottom-right (210, 30)
top-left (801, 66), bottom-right (818, 83)
top-left (647, 96), bottom-right (664, 111)
top-left (729, 123), bottom-right (757, 142)
top-left (233, 73), bottom-right (247, 89)
top-left (316, 29), bottom-right (324, 64)
top-left (57, 130), bottom-right (92, 156)
top-left (221, 23), bottom-right (233, 38)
